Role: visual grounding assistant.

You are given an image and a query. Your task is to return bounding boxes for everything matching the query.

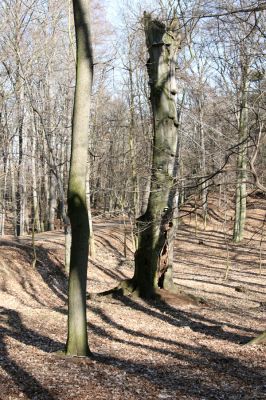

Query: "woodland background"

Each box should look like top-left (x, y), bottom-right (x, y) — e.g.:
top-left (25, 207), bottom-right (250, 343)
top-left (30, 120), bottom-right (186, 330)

top-left (0, 0), bottom-right (265, 238)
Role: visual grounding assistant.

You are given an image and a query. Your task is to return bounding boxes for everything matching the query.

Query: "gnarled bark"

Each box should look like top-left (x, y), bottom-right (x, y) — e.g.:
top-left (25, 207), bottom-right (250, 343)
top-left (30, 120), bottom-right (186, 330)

top-left (128, 13), bottom-right (181, 298)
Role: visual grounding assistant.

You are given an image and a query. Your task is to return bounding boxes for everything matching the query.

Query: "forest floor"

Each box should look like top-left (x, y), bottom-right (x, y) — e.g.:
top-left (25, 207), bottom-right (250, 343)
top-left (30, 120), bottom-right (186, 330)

top-left (0, 194), bottom-right (266, 400)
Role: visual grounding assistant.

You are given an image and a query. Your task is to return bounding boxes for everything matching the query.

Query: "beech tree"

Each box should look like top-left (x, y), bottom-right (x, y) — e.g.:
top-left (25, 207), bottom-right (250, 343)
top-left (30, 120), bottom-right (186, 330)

top-left (116, 12), bottom-right (182, 298)
top-left (66, 0), bottom-right (93, 357)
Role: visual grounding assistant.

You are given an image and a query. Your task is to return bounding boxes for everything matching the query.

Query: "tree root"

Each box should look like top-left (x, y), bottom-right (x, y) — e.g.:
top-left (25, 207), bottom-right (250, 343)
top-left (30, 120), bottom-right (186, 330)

top-left (87, 280), bottom-right (207, 306)
top-left (245, 331), bottom-right (266, 346)
top-left (86, 279), bottom-right (134, 300)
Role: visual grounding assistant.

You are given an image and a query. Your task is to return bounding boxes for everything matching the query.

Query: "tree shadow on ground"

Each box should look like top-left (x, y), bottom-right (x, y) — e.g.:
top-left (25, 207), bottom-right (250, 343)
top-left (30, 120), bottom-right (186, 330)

top-left (35, 244), bottom-right (68, 302)
top-left (0, 307), bottom-right (62, 399)
top-left (0, 240), bottom-right (67, 305)
top-left (90, 258), bottom-right (128, 281)
top-left (96, 294), bottom-right (258, 343)
top-left (95, 235), bottom-right (125, 258)
top-left (88, 300), bottom-right (264, 399)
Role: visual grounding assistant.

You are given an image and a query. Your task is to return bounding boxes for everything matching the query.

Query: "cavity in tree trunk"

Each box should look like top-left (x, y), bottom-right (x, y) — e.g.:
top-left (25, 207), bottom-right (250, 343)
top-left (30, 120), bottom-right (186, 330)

top-left (125, 13), bottom-right (181, 298)
top-left (66, 0), bottom-right (93, 357)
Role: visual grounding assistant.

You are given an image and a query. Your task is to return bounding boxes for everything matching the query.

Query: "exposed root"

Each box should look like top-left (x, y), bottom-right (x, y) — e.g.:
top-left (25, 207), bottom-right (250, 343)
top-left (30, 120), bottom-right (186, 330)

top-left (54, 348), bottom-right (93, 358)
top-left (86, 279), bottom-right (135, 300)
top-left (155, 287), bottom-right (207, 307)
top-left (245, 331), bottom-right (266, 346)
top-left (87, 280), bottom-right (207, 307)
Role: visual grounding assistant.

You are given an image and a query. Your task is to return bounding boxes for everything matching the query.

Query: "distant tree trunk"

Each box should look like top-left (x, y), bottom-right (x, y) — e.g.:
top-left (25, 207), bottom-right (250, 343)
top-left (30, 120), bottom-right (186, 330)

top-left (140, 175), bottom-right (151, 215)
top-left (86, 163), bottom-right (95, 258)
top-left (198, 98), bottom-right (208, 226)
top-left (124, 13), bottom-right (181, 298)
top-left (128, 56), bottom-right (139, 220)
top-left (48, 168), bottom-right (57, 230)
top-left (10, 156), bottom-right (17, 235)
top-left (41, 129), bottom-right (50, 231)
top-left (0, 155), bottom-right (8, 236)
top-left (66, 0), bottom-right (93, 357)
top-left (233, 64), bottom-right (249, 243)
top-left (15, 60), bottom-right (25, 237)
top-left (162, 97), bottom-right (184, 290)
top-left (31, 133), bottom-right (41, 233)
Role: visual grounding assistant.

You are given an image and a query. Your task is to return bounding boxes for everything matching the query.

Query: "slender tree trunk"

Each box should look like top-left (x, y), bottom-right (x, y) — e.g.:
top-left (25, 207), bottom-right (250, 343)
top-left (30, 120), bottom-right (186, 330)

top-left (86, 163), bottom-right (95, 259)
top-left (127, 13), bottom-right (181, 298)
top-left (161, 98), bottom-right (184, 290)
top-left (0, 155), bottom-right (8, 236)
top-left (233, 65), bottom-right (249, 243)
top-left (41, 128), bottom-right (49, 231)
top-left (31, 133), bottom-right (41, 232)
top-left (48, 170), bottom-right (57, 230)
top-left (66, 0), bottom-right (93, 357)
top-left (10, 154), bottom-right (17, 236)
top-left (198, 99), bottom-right (207, 226)
top-left (128, 58), bottom-right (139, 221)
top-left (15, 66), bottom-right (25, 237)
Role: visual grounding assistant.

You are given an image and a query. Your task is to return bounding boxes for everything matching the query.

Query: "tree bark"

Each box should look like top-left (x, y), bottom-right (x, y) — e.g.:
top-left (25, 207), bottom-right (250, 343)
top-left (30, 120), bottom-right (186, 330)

top-left (66, 0), bottom-right (93, 357)
top-left (128, 13), bottom-right (181, 298)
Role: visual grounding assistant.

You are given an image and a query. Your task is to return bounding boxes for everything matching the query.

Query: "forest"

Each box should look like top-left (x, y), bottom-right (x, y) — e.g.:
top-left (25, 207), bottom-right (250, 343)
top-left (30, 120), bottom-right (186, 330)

top-left (0, 0), bottom-right (266, 399)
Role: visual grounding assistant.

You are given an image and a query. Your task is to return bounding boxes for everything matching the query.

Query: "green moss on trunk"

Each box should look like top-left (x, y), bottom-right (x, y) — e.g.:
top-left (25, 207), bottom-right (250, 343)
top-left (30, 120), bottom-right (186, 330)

top-left (131, 13), bottom-right (181, 298)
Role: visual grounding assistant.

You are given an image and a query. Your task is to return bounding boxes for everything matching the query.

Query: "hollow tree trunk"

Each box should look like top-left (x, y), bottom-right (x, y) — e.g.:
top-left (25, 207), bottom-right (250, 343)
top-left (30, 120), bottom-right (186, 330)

top-left (66, 0), bottom-right (93, 357)
top-left (128, 13), bottom-right (181, 298)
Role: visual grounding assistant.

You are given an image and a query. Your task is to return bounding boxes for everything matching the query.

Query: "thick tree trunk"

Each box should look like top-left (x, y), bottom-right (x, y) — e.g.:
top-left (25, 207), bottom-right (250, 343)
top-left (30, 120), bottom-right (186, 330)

top-left (233, 65), bottom-right (249, 243)
top-left (129, 13), bottom-right (181, 298)
top-left (66, 0), bottom-right (93, 357)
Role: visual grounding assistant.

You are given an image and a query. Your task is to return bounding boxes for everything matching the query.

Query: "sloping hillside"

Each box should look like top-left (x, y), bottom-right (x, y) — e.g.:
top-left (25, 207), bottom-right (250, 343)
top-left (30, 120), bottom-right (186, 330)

top-left (0, 197), bottom-right (265, 400)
